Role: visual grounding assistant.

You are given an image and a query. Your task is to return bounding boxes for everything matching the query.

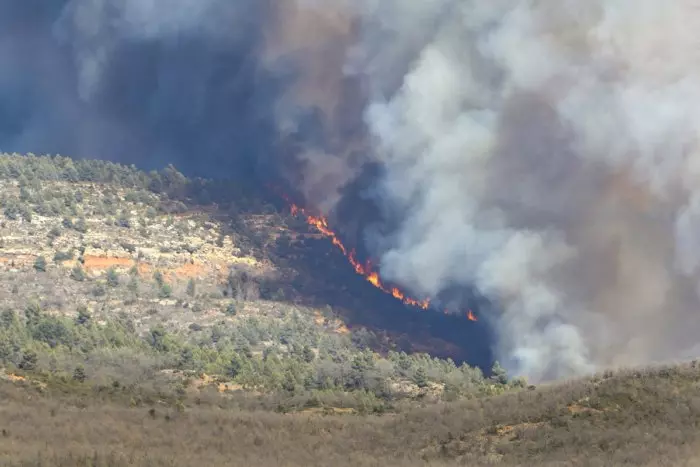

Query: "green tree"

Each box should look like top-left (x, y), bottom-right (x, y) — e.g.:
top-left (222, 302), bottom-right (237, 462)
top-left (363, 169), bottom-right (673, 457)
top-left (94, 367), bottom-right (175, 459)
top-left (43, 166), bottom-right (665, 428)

top-left (227, 354), bottom-right (244, 379)
top-left (24, 302), bottom-right (42, 326)
top-left (47, 226), bottom-right (62, 240)
top-left (413, 367), bottom-right (429, 388)
top-left (153, 271), bottom-right (164, 287)
top-left (302, 345), bottom-right (315, 363)
top-left (33, 256), bottom-right (47, 272)
top-left (92, 284), bottom-right (107, 297)
top-left (158, 283), bottom-right (173, 299)
top-left (70, 265), bottom-right (86, 282)
top-left (19, 205), bottom-right (32, 222)
top-left (72, 366), bottom-right (87, 383)
top-left (490, 361), bottom-right (508, 385)
top-left (0, 309), bottom-right (16, 328)
top-left (106, 267), bottom-right (119, 287)
top-left (186, 278), bottom-right (196, 297)
top-left (3, 200), bottom-right (19, 220)
top-left (18, 351), bottom-right (37, 371)
top-left (128, 275), bottom-right (139, 295)
top-left (117, 213), bottom-right (131, 228)
top-left (148, 327), bottom-right (169, 352)
top-left (225, 302), bottom-right (237, 316)
top-left (178, 347), bottom-right (194, 369)
top-left (73, 217), bottom-right (88, 233)
top-left (75, 306), bottom-right (91, 326)
top-left (53, 250), bottom-right (74, 263)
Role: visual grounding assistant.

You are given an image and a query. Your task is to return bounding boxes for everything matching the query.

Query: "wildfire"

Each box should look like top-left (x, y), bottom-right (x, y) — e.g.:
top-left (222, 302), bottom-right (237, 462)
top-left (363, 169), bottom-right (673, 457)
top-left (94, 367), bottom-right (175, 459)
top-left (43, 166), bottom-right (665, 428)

top-left (287, 201), bottom-right (478, 322)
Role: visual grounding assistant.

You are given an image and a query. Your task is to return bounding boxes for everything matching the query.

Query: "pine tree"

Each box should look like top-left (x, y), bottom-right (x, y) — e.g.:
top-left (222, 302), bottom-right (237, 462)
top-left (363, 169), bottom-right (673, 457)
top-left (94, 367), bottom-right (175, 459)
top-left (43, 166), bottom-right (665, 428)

top-left (186, 278), bottom-right (196, 297)
top-left (75, 306), bottom-right (91, 326)
top-left (106, 267), bottom-right (119, 287)
top-left (413, 367), bottom-right (428, 388)
top-left (33, 256), bottom-right (47, 272)
top-left (72, 366), bottom-right (87, 383)
top-left (490, 361), bottom-right (509, 385)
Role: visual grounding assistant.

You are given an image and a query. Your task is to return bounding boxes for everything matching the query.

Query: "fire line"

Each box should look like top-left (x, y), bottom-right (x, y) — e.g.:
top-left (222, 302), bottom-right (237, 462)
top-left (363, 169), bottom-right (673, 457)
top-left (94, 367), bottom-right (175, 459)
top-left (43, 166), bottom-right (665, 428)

top-left (284, 198), bottom-right (477, 322)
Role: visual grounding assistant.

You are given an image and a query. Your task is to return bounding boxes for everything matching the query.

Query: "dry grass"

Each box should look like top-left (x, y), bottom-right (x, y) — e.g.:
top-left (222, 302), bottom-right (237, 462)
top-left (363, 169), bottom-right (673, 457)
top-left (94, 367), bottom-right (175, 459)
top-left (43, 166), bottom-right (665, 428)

top-left (3, 363), bottom-right (700, 466)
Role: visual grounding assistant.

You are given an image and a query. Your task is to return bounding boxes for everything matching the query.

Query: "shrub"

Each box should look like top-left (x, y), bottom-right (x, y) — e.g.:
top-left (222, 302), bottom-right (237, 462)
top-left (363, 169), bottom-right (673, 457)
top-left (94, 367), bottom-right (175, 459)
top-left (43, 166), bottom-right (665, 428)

top-left (33, 256), bottom-right (47, 272)
top-left (92, 284), bottom-right (107, 297)
top-left (107, 268), bottom-right (120, 287)
top-left (159, 283), bottom-right (173, 299)
top-left (18, 351), bottom-right (38, 371)
top-left (53, 250), bottom-right (74, 263)
top-left (73, 366), bottom-right (87, 382)
top-left (73, 217), bottom-right (88, 233)
top-left (70, 265), bottom-right (86, 282)
top-left (186, 279), bottom-right (196, 297)
top-left (127, 276), bottom-right (139, 294)
top-left (75, 306), bottom-right (91, 326)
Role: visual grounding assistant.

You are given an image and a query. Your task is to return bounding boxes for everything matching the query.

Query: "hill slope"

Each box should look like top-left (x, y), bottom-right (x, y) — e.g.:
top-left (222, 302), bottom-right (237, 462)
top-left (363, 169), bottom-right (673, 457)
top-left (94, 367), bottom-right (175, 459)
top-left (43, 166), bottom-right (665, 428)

top-left (0, 152), bottom-right (510, 410)
top-left (2, 153), bottom-right (699, 467)
top-left (2, 362), bottom-right (700, 466)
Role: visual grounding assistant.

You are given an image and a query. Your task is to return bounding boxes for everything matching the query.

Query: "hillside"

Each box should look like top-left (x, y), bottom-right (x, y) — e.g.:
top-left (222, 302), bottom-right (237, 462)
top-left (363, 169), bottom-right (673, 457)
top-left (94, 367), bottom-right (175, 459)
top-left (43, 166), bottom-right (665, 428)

top-left (2, 362), bottom-right (700, 466)
top-left (0, 152), bottom-right (513, 410)
top-left (2, 153), bottom-right (699, 467)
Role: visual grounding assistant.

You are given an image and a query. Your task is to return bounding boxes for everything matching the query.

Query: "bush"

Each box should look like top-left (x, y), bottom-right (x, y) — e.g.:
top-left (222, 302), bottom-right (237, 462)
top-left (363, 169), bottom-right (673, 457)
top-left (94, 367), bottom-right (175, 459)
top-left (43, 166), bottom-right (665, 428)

top-left (159, 283), bottom-right (173, 299)
top-left (33, 256), bottom-right (47, 272)
top-left (92, 284), bottom-right (107, 297)
top-left (127, 276), bottom-right (139, 294)
top-left (186, 279), bottom-right (196, 297)
top-left (107, 268), bottom-right (120, 287)
top-left (153, 271), bottom-right (164, 287)
top-left (70, 265), bottom-right (86, 282)
top-left (75, 306), bottom-right (91, 326)
top-left (225, 302), bottom-right (237, 316)
top-left (18, 351), bottom-right (38, 371)
top-left (73, 366), bottom-right (87, 382)
top-left (73, 217), bottom-right (88, 233)
top-left (117, 214), bottom-right (131, 228)
top-left (53, 250), bottom-right (74, 263)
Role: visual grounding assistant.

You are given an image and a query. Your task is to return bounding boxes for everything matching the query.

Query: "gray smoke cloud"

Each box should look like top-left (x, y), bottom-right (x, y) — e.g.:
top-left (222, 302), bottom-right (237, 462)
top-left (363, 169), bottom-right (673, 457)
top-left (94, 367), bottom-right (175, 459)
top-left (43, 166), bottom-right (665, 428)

top-left (3, 0), bottom-right (700, 382)
top-left (352, 0), bottom-right (700, 381)
top-left (0, 0), bottom-right (267, 177)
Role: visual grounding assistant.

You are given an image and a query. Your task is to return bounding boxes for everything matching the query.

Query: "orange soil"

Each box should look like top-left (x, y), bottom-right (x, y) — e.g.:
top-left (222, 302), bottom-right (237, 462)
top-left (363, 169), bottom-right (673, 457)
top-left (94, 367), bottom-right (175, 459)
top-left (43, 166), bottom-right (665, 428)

top-left (80, 255), bottom-right (207, 279)
top-left (82, 255), bottom-right (133, 270)
top-left (0, 255), bottom-right (36, 266)
top-left (173, 262), bottom-right (207, 278)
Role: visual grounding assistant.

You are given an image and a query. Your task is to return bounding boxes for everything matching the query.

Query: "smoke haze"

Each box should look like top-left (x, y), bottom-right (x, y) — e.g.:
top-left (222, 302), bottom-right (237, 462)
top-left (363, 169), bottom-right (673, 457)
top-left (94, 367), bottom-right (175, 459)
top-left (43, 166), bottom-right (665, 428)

top-left (2, 1), bottom-right (700, 382)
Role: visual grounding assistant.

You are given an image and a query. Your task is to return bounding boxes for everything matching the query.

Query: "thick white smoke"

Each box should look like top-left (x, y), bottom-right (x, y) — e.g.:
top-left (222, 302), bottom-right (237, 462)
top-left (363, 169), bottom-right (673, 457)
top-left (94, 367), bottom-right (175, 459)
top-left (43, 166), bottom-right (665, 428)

top-left (348, 0), bottom-right (700, 381)
top-left (4, 0), bottom-right (700, 382)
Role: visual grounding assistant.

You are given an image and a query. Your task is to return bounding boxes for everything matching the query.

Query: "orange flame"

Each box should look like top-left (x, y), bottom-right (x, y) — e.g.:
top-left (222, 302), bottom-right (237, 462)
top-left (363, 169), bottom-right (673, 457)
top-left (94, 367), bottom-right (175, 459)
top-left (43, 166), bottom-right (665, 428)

top-left (283, 193), bottom-right (477, 322)
top-left (291, 203), bottom-right (432, 309)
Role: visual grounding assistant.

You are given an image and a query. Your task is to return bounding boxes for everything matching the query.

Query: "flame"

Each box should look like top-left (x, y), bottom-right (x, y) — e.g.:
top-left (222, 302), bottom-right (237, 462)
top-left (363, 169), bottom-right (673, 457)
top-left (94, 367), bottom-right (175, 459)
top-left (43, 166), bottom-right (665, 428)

top-left (280, 191), bottom-right (477, 322)
top-left (291, 203), bottom-right (432, 309)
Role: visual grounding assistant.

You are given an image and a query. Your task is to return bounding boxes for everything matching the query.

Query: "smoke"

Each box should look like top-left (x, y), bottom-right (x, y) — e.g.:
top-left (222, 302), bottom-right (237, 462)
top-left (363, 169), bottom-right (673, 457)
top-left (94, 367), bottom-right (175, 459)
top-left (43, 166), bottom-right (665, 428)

top-left (0, 0), bottom-right (268, 177)
top-left (357, 0), bottom-right (700, 381)
top-left (3, 1), bottom-right (700, 382)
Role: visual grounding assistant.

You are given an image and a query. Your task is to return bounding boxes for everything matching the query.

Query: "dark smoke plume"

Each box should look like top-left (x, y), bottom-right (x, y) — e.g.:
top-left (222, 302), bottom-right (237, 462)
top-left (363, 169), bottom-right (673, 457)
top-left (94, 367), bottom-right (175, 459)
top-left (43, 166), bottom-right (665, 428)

top-left (0, 1), bottom-right (270, 178)
top-left (3, 1), bottom-right (700, 383)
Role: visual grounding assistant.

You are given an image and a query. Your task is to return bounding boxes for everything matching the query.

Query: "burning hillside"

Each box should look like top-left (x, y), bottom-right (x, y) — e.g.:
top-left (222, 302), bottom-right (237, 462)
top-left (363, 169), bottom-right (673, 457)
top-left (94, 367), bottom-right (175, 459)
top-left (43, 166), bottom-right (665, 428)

top-left (285, 198), bottom-right (477, 322)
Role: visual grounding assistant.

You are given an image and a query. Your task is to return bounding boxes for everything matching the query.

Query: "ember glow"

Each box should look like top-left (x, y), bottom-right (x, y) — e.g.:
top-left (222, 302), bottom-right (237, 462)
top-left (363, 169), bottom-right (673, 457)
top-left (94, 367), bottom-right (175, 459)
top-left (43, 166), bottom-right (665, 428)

top-left (287, 201), bottom-right (477, 321)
